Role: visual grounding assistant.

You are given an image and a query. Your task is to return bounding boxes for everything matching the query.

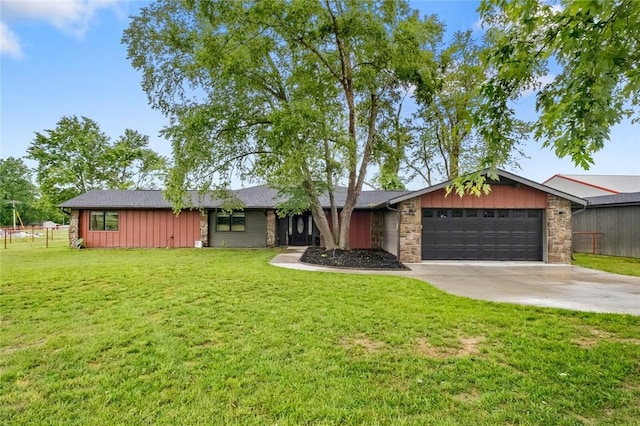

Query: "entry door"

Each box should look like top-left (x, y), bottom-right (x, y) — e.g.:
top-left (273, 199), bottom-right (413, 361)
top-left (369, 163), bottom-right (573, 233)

top-left (290, 214), bottom-right (309, 245)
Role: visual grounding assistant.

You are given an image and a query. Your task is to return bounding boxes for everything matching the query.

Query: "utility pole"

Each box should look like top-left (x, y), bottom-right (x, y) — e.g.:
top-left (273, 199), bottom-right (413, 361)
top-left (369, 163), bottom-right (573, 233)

top-left (9, 200), bottom-right (19, 230)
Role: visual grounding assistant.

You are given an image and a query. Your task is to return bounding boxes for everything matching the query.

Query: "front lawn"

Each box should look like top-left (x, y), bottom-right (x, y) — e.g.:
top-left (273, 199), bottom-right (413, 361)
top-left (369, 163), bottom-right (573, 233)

top-left (2, 247), bottom-right (639, 425)
top-left (573, 253), bottom-right (640, 277)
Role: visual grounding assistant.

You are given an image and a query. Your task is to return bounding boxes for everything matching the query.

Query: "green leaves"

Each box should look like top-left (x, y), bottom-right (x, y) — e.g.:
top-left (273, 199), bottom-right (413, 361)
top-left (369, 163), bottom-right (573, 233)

top-left (479, 0), bottom-right (640, 170)
top-left (124, 0), bottom-right (443, 248)
top-left (27, 116), bottom-right (167, 208)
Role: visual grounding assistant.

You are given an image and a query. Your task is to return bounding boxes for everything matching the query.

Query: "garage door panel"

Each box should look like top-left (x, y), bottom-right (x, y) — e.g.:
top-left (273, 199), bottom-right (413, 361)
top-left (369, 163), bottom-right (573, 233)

top-left (422, 208), bottom-right (542, 261)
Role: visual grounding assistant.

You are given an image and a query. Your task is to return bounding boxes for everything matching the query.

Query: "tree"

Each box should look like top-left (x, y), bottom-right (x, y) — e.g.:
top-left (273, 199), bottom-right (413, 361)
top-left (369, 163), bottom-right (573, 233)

top-left (106, 129), bottom-right (168, 190)
top-left (27, 116), bottom-right (167, 208)
top-left (477, 0), bottom-right (639, 172)
top-left (28, 116), bottom-right (111, 207)
top-left (123, 0), bottom-right (441, 249)
top-left (406, 31), bottom-right (529, 186)
top-left (0, 157), bottom-right (38, 226)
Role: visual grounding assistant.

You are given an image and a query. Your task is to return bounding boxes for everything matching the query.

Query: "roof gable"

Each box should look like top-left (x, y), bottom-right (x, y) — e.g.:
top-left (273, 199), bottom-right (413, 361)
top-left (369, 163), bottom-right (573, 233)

top-left (384, 169), bottom-right (587, 207)
top-left (543, 174), bottom-right (640, 196)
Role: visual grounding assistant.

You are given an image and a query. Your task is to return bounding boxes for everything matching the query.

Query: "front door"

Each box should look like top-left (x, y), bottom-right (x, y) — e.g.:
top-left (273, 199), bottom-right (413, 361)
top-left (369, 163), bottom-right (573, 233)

top-left (290, 214), bottom-right (309, 245)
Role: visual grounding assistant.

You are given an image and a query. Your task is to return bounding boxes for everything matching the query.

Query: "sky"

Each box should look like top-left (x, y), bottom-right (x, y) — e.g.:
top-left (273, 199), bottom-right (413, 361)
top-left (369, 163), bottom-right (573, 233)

top-left (1, 0), bottom-right (638, 190)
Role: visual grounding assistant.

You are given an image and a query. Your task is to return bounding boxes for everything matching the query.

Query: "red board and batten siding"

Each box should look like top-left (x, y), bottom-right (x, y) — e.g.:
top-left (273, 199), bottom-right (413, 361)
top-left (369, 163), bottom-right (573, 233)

top-left (325, 210), bottom-right (373, 249)
top-left (349, 210), bottom-right (372, 249)
top-left (420, 185), bottom-right (548, 209)
top-left (80, 209), bottom-right (201, 248)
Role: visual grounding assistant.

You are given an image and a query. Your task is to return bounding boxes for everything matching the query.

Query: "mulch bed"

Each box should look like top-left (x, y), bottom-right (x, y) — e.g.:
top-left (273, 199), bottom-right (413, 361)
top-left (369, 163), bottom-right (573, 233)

top-left (300, 246), bottom-right (409, 270)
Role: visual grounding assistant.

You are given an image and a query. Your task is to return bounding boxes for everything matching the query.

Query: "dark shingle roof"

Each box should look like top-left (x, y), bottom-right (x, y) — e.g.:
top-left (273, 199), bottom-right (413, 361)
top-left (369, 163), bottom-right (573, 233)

top-left (585, 192), bottom-right (640, 207)
top-left (59, 186), bottom-right (412, 210)
top-left (60, 190), bottom-right (172, 209)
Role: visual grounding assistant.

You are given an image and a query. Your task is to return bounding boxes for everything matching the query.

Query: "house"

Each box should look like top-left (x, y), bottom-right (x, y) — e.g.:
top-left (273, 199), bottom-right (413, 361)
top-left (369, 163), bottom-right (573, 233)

top-left (59, 185), bottom-right (408, 251)
top-left (60, 170), bottom-right (586, 264)
top-left (572, 192), bottom-right (640, 258)
top-left (543, 174), bottom-right (640, 197)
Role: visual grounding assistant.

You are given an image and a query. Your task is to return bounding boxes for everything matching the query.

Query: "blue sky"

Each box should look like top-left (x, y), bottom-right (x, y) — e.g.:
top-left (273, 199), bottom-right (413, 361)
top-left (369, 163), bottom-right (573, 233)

top-left (1, 0), bottom-right (638, 189)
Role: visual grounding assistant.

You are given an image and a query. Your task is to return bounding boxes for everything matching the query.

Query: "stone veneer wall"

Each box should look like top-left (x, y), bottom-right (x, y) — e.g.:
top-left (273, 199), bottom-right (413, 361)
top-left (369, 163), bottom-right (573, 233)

top-left (69, 209), bottom-right (80, 247)
top-left (370, 210), bottom-right (384, 250)
top-left (199, 212), bottom-right (209, 247)
top-left (398, 197), bottom-right (422, 263)
top-left (546, 195), bottom-right (572, 264)
top-left (266, 210), bottom-right (276, 247)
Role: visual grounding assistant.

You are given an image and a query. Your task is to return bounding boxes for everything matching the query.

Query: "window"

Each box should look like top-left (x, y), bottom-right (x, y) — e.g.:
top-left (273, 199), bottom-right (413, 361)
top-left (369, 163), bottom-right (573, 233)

top-left (527, 210), bottom-right (541, 218)
top-left (483, 210), bottom-right (495, 218)
top-left (437, 209), bottom-right (448, 218)
top-left (216, 211), bottom-right (245, 232)
top-left (466, 210), bottom-right (478, 218)
top-left (452, 209), bottom-right (463, 218)
top-left (498, 210), bottom-right (510, 218)
top-left (90, 211), bottom-right (118, 231)
top-left (422, 209), bottom-right (434, 218)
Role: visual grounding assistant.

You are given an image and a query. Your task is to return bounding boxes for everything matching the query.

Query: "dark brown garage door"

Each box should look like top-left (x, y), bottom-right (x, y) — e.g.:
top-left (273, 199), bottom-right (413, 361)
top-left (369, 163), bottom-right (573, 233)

top-left (421, 209), bottom-right (543, 261)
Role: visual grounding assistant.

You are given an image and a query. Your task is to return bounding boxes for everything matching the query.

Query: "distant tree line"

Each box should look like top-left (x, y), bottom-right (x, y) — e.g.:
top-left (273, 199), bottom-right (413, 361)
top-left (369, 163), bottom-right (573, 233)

top-left (0, 116), bottom-right (167, 227)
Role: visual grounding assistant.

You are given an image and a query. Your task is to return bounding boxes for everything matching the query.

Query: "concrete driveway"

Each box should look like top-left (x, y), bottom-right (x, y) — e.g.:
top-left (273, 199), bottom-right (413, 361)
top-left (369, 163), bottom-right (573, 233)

top-left (270, 248), bottom-right (640, 315)
top-left (405, 262), bottom-right (640, 315)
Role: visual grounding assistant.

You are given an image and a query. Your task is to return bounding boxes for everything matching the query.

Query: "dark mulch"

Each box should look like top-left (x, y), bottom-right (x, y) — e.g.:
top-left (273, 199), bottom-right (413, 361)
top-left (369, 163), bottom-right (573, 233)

top-left (300, 246), bottom-right (409, 270)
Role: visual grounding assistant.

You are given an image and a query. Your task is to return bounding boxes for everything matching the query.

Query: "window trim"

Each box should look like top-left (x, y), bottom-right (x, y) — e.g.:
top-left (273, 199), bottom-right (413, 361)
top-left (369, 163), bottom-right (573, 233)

top-left (216, 211), bottom-right (246, 232)
top-left (89, 211), bottom-right (119, 231)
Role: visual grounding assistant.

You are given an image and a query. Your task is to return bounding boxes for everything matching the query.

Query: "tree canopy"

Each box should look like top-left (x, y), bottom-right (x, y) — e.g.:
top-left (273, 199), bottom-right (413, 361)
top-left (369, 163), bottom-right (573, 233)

top-left (478, 0), bottom-right (639, 171)
top-left (123, 0), bottom-right (441, 249)
top-left (27, 116), bottom-right (167, 208)
top-left (0, 157), bottom-right (38, 226)
top-left (404, 30), bottom-right (529, 188)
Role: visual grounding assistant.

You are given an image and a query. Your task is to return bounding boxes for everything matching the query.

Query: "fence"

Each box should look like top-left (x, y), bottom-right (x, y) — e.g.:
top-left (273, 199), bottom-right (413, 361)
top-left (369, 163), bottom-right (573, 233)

top-left (1, 226), bottom-right (69, 249)
top-left (572, 231), bottom-right (603, 255)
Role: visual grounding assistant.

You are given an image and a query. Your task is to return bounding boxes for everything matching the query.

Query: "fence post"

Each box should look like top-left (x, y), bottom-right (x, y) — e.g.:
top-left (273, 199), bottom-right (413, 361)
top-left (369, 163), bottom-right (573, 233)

top-left (32, 225), bottom-right (35, 243)
top-left (46, 228), bottom-right (49, 248)
top-left (4, 228), bottom-right (6, 249)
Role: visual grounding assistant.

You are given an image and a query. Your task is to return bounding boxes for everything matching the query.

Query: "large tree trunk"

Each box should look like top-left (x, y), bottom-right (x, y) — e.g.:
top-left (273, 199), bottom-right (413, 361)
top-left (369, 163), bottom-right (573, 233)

top-left (336, 93), bottom-right (379, 250)
top-left (301, 174), bottom-right (338, 250)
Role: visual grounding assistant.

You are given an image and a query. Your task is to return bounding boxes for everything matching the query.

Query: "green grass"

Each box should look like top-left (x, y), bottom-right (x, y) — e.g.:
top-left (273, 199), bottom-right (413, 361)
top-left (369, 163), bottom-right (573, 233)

top-left (573, 253), bottom-right (640, 277)
top-left (0, 228), bottom-right (69, 250)
top-left (2, 246), bottom-right (639, 425)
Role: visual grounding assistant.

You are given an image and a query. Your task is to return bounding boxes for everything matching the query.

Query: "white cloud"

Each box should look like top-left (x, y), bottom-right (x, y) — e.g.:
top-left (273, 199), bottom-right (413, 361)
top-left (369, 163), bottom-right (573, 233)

top-left (2, 0), bottom-right (122, 38)
top-left (471, 18), bottom-right (485, 32)
top-left (0, 21), bottom-right (23, 59)
top-left (0, 0), bottom-right (124, 57)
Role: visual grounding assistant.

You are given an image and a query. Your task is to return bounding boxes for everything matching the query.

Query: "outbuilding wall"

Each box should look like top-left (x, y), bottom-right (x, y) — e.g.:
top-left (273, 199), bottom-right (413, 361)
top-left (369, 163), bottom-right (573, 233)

top-left (573, 205), bottom-right (640, 258)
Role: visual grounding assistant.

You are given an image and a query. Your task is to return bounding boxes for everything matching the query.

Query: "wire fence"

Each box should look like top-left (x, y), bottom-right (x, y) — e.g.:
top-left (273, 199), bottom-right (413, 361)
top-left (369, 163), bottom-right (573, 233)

top-left (573, 231), bottom-right (603, 255)
top-left (1, 226), bottom-right (70, 250)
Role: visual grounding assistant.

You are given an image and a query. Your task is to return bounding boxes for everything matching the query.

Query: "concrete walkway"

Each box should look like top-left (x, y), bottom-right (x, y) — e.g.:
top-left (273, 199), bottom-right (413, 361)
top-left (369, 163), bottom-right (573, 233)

top-left (270, 247), bottom-right (640, 315)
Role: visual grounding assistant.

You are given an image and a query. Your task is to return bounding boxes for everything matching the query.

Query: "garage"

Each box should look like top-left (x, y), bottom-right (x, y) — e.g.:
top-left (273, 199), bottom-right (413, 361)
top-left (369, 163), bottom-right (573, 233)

top-left (421, 208), bottom-right (543, 261)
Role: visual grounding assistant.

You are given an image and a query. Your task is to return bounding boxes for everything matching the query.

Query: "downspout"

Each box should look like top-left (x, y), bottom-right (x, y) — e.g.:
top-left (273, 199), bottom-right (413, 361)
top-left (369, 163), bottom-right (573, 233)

top-left (61, 208), bottom-right (71, 226)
